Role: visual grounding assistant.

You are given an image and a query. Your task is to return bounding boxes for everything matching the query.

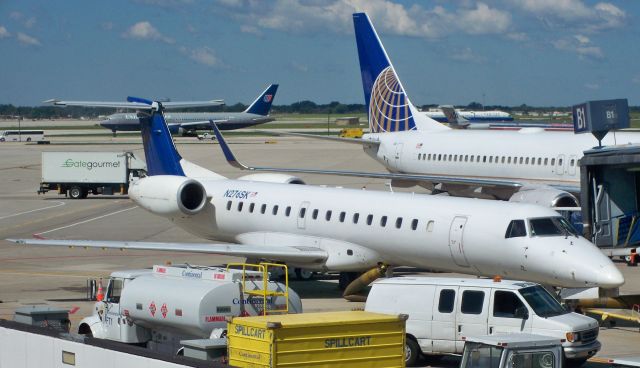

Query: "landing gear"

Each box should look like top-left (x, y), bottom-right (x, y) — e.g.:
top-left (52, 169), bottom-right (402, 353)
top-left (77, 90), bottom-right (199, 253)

top-left (294, 268), bottom-right (315, 281)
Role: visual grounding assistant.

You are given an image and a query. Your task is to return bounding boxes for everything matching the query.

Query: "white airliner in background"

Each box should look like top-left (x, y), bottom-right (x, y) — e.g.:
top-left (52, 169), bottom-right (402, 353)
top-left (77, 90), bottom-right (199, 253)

top-left (9, 94), bottom-right (623, 292)
top-left (265, 13), bottom-right (640, 209)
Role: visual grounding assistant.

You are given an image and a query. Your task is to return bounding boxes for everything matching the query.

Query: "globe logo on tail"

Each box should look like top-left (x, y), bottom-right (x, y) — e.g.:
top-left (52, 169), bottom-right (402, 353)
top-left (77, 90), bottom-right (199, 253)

top-left (369, 66), bottom-right (416, 133)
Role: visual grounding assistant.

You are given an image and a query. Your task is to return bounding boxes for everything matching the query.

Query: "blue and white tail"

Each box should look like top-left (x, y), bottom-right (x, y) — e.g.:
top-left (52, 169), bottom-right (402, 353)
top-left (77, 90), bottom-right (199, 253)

top-left (244, 84), bottom-right (278, 116)
top-left (353, 13), bottom-right (448, 133)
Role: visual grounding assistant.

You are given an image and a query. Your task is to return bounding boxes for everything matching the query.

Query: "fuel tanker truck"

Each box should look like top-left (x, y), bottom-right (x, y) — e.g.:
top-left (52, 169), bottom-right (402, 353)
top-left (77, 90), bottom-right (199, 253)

top-left (77, 263), bottom-right (302, 356)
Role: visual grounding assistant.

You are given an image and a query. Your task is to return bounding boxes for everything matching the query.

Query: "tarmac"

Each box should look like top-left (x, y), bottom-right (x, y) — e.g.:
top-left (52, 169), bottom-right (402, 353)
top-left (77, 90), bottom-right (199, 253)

top-left (0, 133), bottom-right (639, 367)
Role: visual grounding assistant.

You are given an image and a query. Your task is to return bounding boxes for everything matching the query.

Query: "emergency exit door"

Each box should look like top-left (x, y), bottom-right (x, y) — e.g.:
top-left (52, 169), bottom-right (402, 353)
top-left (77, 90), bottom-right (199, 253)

top-left (449, 216), bottom-right (470, 267)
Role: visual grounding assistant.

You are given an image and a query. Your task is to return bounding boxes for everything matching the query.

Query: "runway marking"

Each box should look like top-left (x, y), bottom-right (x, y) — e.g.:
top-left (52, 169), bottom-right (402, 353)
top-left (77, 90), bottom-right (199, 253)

top-left (0, 201), bottom-right (66, 220)
top-left (35, 206), bottom-right (139, 236)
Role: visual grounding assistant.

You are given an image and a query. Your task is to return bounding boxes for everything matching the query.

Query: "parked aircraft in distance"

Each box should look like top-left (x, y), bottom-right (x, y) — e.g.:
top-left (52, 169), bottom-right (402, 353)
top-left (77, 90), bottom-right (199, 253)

top-left (440, 105), bottom-right (572, 131)
top-left (424, 108), bottom-right (513, 123)
top-left (10, 95), bottom-right (624, 292)
top-left (99, 84), bottom-right (278, 135)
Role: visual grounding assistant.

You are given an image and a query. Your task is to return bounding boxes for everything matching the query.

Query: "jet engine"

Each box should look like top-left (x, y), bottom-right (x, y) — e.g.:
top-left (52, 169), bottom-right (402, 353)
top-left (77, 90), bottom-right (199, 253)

top-left (237, 173), bottom-right (306, 185)
top-left (509, 188), bottom-right (579, 208)
top-left (129, 175), bottom-right (208, 217)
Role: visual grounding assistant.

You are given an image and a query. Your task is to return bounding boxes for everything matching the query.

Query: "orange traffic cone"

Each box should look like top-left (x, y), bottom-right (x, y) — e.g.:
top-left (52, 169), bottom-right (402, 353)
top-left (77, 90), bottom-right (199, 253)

top-left (96, 278), bottom-right (104, 301)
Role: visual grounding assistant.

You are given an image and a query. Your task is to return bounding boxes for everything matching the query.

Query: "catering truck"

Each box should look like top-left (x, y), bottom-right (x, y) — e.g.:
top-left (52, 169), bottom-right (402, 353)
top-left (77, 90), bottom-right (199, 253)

top-left (78, 264), bottom-right (302, 356)
top-left (38, 151), bottom-right (146, 199)
top-left (365, 277), bottom-right (601, 367)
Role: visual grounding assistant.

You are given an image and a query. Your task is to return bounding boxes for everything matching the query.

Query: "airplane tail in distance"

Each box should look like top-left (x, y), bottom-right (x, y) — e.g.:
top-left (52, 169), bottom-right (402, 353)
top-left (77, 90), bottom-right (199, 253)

top-left (245, 84), bottom-right (279, 116)
top-left (140, 109), bottom-right (185, 176)
top-left (440, 105), bottom-right (470, 129)
top-left (352, 13), bottom-right (448, 133)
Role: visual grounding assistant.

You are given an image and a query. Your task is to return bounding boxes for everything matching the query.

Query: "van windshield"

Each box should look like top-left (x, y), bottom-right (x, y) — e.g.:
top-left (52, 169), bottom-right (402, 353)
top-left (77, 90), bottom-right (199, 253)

top-left (518, 286), bottom-right (567, 318)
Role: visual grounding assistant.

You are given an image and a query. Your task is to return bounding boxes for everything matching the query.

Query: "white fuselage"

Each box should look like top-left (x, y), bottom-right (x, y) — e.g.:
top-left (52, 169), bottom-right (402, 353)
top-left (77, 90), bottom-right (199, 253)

top-left (365, 129), bottom-right (640, 188)
top-left (134, 176), bottom-right (623, 289)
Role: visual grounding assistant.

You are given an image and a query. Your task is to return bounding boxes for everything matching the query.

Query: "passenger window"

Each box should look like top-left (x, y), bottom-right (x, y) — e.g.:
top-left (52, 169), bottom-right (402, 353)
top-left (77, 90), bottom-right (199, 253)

top-left (367, 214), bottom-right (373, 225)
top-left (226, 201), bottom-right (232, 210)
top-left (395, 217), bottom-right (402, 229)
top-left (428, 154), bottom-right (432, 160)
top-left (438, 289), bottom-right (456, 313)
top-left (454, 155), bottom-right (458, 162)
top-left (501, 157), bottom-right (505, 164)
top-left (508, 157), bottom-right (512, 164)
top-left (559, 158), bottom-right (563, 166)
top-left (489, 156), bottom-right (493, 163)
top-left (470, 155), bottom-right (475, 162)
top-left (260, 204), bottom-right (266, 214)
top-left (326, 210), bottom-right (332, 221)
top-left (312, 209), bottom-right (319, 220)
top-left (505, 220), bottom-right (527, 238)
top-left (249, 203), bottom-right (255, 213)
top-left (448, 154), bottom-right (452, 161)
top-left (353, 213), bottom-right (360, 224)
top-left (493, 291), bottom-right (526, 318)
top-left (551, 158), bottom-right (555, 166)
top-left (411, 219), bottom-right (418, 230)
top-left (438, 154), bottom-right (442, 161)
top-left (380, 216), bottom-right (387, 227)
top-left (426, 220), bottom-right (434, 232)
top-left (570, 159), bottom-right (575, 166)
top-left (519, 157), bottom-right (523, 164)
top-left (544, 158), bottom-right (548, 165)
top-left (461, 290), bottom-right (485, 314)
top-left (299, 207), bottom-right (306, 218)
top-left (483, 156), bottom-right (487, 163)
top-left (285, 206), bottom-right (291, 217)
top-left (272, 205), bottom-right (279, 215)
top-left (237, 202), bottom-right (243, 212)
top-left (537, 158), bottom-right (542, 165)
top-left (531, 157), bottom-right (535, 165)
top-left (525, 157), bottom-right (529, 165)
top-left (339, 211), bottom-right (346, 223)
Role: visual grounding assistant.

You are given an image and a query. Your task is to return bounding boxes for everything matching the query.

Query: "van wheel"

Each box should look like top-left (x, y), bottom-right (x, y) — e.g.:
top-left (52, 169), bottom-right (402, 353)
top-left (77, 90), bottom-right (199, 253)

top-left (295, 268), bottom-right (314, 281)
top-left (565, 358), bottom-right (587, 367)
top-left (26, 137), bottom-right (32, 142)
top-left (405, 338), bottom-right (420, 367)
top-left (69, 186), bottom-right (83, 199)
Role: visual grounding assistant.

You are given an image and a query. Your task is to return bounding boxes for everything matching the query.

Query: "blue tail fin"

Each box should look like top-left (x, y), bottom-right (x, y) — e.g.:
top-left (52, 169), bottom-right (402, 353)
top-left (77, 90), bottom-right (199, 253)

top-left (353, 13), bottom-right (448, 133)
top-left (139, 107), bottom-right (185, 176)
top-left (245, 84), bottom-right (278, 115)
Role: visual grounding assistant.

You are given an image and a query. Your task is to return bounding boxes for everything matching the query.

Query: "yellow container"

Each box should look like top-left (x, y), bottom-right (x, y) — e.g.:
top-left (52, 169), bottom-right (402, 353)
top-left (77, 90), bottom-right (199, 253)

top-left (339, 128), bottom-right (364, 138)
top-left (227, 311), bottom-right (406, 368)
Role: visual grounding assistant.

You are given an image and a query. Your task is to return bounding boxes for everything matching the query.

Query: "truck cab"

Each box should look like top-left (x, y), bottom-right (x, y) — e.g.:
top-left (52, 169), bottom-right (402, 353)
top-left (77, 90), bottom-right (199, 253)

top-left (461, 334), bottom-right (563, 368)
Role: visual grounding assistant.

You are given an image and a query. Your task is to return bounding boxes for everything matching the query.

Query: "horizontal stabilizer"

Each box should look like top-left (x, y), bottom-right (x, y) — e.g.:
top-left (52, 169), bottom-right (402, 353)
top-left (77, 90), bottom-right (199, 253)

top-left (8, 239), bottom-right (328, 263)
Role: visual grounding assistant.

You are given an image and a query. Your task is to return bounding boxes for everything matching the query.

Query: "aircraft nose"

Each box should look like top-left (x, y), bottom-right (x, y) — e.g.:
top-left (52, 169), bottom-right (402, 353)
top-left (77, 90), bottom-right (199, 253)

top-left (597, 264), bottom-right (625, 288)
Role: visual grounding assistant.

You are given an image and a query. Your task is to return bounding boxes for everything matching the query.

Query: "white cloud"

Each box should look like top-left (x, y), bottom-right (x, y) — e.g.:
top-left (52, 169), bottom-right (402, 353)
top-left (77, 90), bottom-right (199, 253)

top-left (506, 32), bottom-right (528, 41)
top-left (449, 47), bottom-right (485, 63)
top-left (0, 26), bottom-right (10, 39)
top-left (584, 83), bottom-right (600, 90)
top-left (180, 46), bottom-right (220, 67)
top-left (16, 32), bottom-right (40, 46)
top-left (217, 0), bottom-right (513, 39)
top-left (240, 25), bottom-right (262, 36)
top-left (290, 61), bottom-right (309, 72)
top-left (24, 17), bottom-right (36, 28)
top-left (552, 36), bottom-right (603, 59)
top-left (514, 0), bottom-right (625, 32)
top-left (632, 75), bottom-right (640, 85)
top-left (10, 12), bottom-right (23, 21)
top-left (123, 21), bottom-right (174, 43)
top-left (9, 12), bottom-right (36, 28)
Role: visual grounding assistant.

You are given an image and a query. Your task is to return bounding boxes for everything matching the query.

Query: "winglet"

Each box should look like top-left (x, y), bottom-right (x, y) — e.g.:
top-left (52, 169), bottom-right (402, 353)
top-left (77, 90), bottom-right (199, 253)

top-left (209, 121), bottom-right (250, 170)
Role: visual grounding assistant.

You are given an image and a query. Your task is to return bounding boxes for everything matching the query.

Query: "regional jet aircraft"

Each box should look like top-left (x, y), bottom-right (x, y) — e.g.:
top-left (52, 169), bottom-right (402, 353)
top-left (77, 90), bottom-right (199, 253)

top-left (9, 96), bottom-right (623, 292)
top-left (99, 84), bottom-right (278, 136)
top-left (265, 13), bottom-right (640, 208)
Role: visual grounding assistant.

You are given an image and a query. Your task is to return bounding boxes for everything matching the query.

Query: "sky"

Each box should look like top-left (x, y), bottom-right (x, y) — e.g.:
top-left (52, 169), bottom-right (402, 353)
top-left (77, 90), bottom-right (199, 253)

top-left (1, 0), bottom-right (639, 107)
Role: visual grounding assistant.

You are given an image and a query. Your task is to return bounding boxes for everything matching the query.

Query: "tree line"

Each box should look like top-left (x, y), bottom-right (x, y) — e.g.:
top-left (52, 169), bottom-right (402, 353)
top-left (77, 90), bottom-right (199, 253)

top-left (1, 101), bottom-right (638, 120)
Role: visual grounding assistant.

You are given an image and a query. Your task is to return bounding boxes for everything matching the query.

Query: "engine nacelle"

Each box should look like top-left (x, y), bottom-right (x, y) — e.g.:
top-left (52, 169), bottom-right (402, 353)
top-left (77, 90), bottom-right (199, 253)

top-left (129, 175), bottom-right (208, 217)
top-left (509, 188), bottom-right (579, 208)
top-left (237, 173), bottom-right (305, 185)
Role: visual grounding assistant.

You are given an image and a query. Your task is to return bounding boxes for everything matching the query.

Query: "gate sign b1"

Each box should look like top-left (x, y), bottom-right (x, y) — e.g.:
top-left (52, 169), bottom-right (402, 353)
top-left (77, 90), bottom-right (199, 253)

top-left (572, 99), bottom-right (629, 135)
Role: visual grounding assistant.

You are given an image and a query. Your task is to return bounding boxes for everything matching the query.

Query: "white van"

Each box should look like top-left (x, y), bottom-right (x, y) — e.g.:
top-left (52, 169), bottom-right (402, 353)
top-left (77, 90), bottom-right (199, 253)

top-left (0, 130), bottom-right (45, 142)
top-left (365, 277), bottom-right (600, 366)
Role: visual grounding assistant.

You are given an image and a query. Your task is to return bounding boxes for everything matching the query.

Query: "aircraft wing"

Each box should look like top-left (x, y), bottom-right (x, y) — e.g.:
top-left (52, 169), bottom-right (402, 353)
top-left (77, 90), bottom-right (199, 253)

top-left (256, 130), bottom-right (380, 146)
top-left (176, 120), bottom-right (228, 128)
top-left (7, 239), bottom-right (328, 263)
top-left (44, 99), bottom-right (224, 110)
top-left (212, 123), bottom-right (521, 189)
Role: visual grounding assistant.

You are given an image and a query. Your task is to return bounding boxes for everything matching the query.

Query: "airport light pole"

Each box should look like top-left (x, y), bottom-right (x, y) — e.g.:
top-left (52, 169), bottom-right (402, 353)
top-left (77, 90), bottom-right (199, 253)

top-left (18, 116), bottom-right (21, 142)
top-left (327, 111), bottom-right (330, 136)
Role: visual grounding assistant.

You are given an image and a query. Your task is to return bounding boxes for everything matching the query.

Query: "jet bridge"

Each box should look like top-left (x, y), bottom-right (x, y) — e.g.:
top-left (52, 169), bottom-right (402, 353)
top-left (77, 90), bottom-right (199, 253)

top-left (579, 145), bottom-right (640, 258)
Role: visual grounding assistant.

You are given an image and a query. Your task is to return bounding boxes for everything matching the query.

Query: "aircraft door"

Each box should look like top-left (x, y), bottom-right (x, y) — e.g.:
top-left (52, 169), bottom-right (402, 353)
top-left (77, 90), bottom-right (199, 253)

top-left (393, 143), bottom-right (404, 171)
top-left (297, 201), bottom-right (310, 229)
top-left (455, 287), bottom-right (489, 353)
top-left (556, 154), bottom-right (565, 176)
top-left (449, 216), bottom-right (470, 267)
top-left (488, 290), bottom-right (532, 335)
top-left (432, 286), bottom-right (459, 353)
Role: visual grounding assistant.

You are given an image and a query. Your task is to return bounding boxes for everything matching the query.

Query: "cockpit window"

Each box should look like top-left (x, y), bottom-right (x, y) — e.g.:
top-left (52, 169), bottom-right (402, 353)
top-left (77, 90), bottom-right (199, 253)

top-left (505, 220), bottom-right (527, 238)
top-left (529, 217), bottom-right (578, 237)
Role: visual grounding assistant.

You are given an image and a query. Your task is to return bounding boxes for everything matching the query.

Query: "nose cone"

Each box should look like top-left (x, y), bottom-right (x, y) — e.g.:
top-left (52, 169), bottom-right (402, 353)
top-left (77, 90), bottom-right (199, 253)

top-left (597, 263), bottom-right (625, 288)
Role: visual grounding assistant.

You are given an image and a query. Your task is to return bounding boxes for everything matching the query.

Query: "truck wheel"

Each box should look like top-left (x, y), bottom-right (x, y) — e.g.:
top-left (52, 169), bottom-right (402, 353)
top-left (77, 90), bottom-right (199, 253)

top-left (405, 337), bottom-right (421, 367)
top-left (565, 358), bottom-right (587, 367)
top-left (26, 137), bottom-right (32, 142)
top-left (69, 186), bottom-right (83, 199)
top-left (295, 268), bottom-right (314, 281)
